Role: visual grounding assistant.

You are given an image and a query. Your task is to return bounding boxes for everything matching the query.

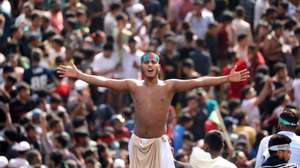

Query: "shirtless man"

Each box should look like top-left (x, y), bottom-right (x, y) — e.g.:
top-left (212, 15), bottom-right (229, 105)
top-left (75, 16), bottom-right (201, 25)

top-left (57, 52), bottom-right (249, 168)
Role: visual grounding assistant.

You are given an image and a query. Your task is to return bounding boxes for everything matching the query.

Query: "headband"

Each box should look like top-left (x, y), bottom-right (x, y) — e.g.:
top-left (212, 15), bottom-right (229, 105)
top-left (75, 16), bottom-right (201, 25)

top-left (278, 117), bottom-right (297, 127)
top-left (269, 144), bottom-right (290, 151)
top-left (141, 53), bottom-right (160, 63)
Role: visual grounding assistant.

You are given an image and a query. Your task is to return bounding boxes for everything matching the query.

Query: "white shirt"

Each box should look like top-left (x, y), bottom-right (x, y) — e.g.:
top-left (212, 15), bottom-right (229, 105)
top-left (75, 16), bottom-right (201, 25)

top-left (91, 52), bottom-right (119, 78)
top-left (120, 47), bottom-right (144, 79)
top-left (293, 79), bottom-right (300, 109)
top-left (185, 12), bottom-right (214, 40)
top-left (190, 147), bottom-right (237, 168)
top-left (255, 131), bottom-right (300, 168)
top-left (254, 0), bottom-right (270, 28)
top-left (104, 12), bottom-right (116, 36)
top-left (232, 18), bottom-right (253, 42)
top-left (241, 98), bottom-right (260, 127)
top-left (202, 8), bottom-right (215, 22)
top-left (15, 13), bottom-right (31, 27)
top-left (8, 158), bottom-right (30, 168)
top-left (0, 0), bottom-right (11, 16)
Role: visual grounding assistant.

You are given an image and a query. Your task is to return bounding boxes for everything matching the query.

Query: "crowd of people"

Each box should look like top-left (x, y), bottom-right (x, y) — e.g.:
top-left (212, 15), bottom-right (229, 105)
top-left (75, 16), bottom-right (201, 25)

top-left (0, 0), bottom-right (300, 167)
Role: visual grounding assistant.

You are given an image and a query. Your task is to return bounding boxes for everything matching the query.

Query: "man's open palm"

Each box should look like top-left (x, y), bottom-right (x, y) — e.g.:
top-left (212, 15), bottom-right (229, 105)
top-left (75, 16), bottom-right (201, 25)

top-left (57, 63), bottom-right (80, 78)
top-left (229, 65), bottom-right (250, 82)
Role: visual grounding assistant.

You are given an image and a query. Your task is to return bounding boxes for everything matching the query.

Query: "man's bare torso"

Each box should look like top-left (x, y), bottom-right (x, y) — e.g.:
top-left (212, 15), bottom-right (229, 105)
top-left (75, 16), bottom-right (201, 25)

top-left (129, 80), bottom-right (174, 138)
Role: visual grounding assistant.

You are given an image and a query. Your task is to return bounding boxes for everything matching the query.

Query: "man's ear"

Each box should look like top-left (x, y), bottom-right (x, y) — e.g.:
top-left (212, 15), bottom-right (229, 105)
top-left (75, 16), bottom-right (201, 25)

top-left (203, 143), bottom-right (209, 151)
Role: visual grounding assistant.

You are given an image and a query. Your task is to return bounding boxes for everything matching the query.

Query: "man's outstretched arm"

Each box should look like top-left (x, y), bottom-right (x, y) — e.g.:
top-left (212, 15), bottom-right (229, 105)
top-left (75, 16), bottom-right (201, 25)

top-left (57, 63), bottom-right (132, 91)
top-left (168, 66), bottom-right (250, 92)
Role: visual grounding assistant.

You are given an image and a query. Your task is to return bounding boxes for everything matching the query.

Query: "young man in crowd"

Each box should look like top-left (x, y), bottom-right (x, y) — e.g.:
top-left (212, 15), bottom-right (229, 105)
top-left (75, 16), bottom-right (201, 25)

top-left (262, 134), bottom-right (297, 168)
top-left (58, 52), bottom-right (249, 168)
top-left (189, 130), bottom-right (237, 168)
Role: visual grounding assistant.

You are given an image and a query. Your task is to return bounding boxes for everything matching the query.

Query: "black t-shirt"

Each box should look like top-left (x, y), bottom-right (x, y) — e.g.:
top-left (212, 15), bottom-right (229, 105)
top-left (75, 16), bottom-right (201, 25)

top-left (9, 98), bottom-right (36, 123)
top-left (160, 50), bottom-right (180, 79)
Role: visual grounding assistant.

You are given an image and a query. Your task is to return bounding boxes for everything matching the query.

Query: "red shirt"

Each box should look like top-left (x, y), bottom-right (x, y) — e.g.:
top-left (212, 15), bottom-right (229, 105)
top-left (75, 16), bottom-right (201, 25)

top-left (223, 59), bottom-right (249, 99)
top-left (114, 127), bottom-right (131, 141)
top-left (248, 51), bottom-right (266, 80)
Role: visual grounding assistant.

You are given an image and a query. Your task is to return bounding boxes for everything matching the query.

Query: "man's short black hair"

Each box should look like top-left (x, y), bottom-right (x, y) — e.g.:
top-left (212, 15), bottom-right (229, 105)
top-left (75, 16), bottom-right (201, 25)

top-left (54, 133), bottom-right (70, 148)
top-left (272, 22), bottom-right (283, 30)
top-left (10, 26), bottom-right (20, 36)
top-left (256, 64), bottom-right (269, 75)
top-left (31, 13), bottom-right (40, 21)
top-left (3, 65), bottom-right (14, 73)
top-left (128, 36), bottom-right (136, 43)
top-left (49, 151), bottom-right (64, 166)
top-left (103, 43), bottom-right (114, 51)
top-left (237, 33), bottom-right (247, 42)
top-left (274, 62), bottom-right (286, 74)
top-left (228, 99), bottom-right (241, 113)
top-left (234, 112), bottom-right (246, 125)
top-left (116, 14), bottom-right (125, 21)
top-left (235, 6), bottom-right (245, 18)
top-left (178, 114), bottom-right (192, 125)
top-left (31, 49), bottom-right (43, 63)
top-left (110, 3), bottom-right (121, 11)
top-left (50, 94), bottom-right (63, 104)
top-left (279, 108), bottom-right (299, 128)
top-left (204, 130), bottom-right (224, 152)
top-left (16, 82), bottom-right (30, 93)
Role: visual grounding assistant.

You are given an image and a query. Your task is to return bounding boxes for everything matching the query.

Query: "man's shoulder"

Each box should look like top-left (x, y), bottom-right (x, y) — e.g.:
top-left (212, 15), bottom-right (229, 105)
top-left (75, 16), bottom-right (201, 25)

top-left (215, 157), bottom-right (237, 168)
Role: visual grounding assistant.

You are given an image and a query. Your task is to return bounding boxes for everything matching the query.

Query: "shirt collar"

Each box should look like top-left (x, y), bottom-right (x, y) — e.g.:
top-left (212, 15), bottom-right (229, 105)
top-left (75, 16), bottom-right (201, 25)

top-left (278, 131), bottom-right (296, 137)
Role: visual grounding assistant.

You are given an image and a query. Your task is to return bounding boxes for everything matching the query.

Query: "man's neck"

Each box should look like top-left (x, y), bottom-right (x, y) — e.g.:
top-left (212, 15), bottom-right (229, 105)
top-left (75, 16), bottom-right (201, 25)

top-left (144, 77), bottom-right (159, 86)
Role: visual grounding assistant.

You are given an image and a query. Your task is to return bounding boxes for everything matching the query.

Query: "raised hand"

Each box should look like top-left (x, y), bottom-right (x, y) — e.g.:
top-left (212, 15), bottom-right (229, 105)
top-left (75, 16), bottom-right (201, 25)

top-left (228, 65), bottom-right (250, 82)
top-left (57, 63), bottom-right (80, 78)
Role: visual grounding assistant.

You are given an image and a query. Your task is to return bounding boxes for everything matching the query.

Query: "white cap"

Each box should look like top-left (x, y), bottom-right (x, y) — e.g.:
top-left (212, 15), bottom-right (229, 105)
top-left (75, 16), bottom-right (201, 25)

top-left (75, 80), bottom-right (88, 91)
top-left (113, 159), bottom-right (125, 168)
top-left (0, 156), bottom-right (8, 168)
top-left (132, 3), bottom-right (144, 14)
top-left (12, 141), bottom-right (31, 152)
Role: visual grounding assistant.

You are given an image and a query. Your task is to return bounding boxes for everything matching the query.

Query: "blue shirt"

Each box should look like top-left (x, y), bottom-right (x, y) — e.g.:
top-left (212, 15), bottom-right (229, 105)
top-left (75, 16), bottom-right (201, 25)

top-left (173, 125), bottom-right (185, 153)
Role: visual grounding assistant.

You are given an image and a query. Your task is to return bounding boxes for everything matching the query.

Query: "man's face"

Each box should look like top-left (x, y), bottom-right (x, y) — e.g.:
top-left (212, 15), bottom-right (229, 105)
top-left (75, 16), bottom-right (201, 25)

top-left (27, 128), bottom-right (37, 140)
top-left (19, 88), bottom-right (30, 99)
top-left (187, 99), bottom-right (198, 110)
top-left (32, 16), bottom-right (42, 27)
top-left (278, 150), bottom-right (291, 161)
top-left (15, 28), bottom-right (23, 39)
top-left (278, 68), bottom-right (288, 79)
top-left (275, 28), bottom-right (284, 37)
top-left (239, 37), bottom-right (248, 47)
top-left (128, 42), bottom-right (136, 52)
top-left (165, 41), bottom-right (176, 51)
top-left (103, 50), bottom-right (113, 58)
top-left (141, 60), bottom-right (160, 79)
top-left (54, 122), bottom-right (64, 134)
top-left (194, 4), bottom-right (203, 14)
